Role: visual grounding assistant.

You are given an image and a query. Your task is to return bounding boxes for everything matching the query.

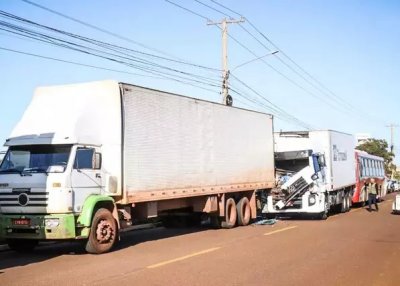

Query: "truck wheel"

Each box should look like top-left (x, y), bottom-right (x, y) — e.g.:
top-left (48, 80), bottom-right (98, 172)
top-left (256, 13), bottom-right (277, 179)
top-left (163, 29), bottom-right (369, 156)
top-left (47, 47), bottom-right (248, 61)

top-left (340, 195), bottom-right (347, 213)
top-left (85, 208), bottom-right (117, 254)
top-left (236, 197), bottom-right (251, 226)
top-left (221, 198), bottom-right (237, 229)
top-left (346, 194), bottom-right (351, 212)
top-left (7, 239), bottom-right (38, 253)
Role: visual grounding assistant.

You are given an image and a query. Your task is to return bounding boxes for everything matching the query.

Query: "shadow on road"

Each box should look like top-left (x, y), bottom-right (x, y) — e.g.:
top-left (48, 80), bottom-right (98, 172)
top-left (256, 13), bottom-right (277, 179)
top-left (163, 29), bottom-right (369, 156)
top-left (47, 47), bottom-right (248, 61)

top-left (115, 225), bottom-right (209, 252)
top-left (0, 240), bottom-right (84, 271)
top-left (0, 224), bottom-right (209, 271)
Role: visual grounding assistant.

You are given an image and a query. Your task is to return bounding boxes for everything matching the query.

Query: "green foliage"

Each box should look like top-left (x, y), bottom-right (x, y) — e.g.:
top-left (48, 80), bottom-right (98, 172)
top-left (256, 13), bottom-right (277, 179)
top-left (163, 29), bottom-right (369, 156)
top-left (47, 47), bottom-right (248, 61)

top-left (356, 138), bottom-right (395, 176)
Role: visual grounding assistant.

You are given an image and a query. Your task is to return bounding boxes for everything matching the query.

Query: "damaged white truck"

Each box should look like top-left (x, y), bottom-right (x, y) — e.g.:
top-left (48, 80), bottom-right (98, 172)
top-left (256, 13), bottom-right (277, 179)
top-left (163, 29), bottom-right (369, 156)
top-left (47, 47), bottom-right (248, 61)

top-left (260, 130), bottom-right (356, 219)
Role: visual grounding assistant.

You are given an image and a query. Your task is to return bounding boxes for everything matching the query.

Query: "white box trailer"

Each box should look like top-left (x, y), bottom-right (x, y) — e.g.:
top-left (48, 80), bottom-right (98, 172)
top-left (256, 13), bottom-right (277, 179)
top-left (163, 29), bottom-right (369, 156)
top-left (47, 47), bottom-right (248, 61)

top-left (263, 130), bottom-right (356, 219)
top-left (0, 80), bottom-right (275, 253)
top-left (121, 85), bottom-right (275, 203)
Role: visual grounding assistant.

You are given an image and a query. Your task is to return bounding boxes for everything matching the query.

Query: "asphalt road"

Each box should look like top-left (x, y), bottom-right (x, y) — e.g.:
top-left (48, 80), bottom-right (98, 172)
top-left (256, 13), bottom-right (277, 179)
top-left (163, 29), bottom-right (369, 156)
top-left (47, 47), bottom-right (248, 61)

top-left (0, 193), bottom-right (399, 286)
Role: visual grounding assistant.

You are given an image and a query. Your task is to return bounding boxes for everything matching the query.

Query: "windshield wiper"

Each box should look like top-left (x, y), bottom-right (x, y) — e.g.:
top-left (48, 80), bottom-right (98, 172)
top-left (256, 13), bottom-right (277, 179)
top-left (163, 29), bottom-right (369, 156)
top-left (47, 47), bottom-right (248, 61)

top-left (0, 168), bottom-right (29, 176)
top-left (23, 167), bottom-right (47, 173)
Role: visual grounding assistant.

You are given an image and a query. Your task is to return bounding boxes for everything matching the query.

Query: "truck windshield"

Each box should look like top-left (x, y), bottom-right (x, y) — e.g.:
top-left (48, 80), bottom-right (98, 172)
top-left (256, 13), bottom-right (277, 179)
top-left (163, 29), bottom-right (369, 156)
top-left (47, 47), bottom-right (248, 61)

top-left (0, 144), bottom-right (72, 174)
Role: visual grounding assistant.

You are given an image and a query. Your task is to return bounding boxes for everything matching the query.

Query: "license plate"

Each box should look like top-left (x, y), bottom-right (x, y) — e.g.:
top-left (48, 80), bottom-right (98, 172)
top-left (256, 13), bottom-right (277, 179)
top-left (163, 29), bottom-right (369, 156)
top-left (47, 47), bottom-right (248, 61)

top-left (12, 218), bottom-right (30, 226)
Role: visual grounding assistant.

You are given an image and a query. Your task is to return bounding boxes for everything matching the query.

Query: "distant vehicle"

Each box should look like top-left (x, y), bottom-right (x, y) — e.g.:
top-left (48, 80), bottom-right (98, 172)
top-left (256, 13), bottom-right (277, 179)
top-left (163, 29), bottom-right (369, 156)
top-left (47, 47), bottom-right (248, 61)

top-left (352, 150), bottom-right (385, 205)
top-left (393, 180), bottom-right (400, 192)
top-left (392, 194), bottom-right (400, 214)
top-left (388, 180), bottom-right (400, 193)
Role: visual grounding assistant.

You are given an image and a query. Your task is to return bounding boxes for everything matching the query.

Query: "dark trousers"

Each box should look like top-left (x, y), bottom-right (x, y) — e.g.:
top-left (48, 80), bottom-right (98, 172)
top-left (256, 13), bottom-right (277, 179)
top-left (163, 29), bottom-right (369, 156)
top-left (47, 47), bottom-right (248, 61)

top-left (368, 193), bottom-right (378, 211)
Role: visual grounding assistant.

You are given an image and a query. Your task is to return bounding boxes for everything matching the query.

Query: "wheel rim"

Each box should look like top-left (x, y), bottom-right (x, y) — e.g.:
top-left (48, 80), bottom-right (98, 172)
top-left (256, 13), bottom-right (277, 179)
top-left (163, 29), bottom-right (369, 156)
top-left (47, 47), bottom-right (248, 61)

top-left (96, 219), bottom-right (114, 244)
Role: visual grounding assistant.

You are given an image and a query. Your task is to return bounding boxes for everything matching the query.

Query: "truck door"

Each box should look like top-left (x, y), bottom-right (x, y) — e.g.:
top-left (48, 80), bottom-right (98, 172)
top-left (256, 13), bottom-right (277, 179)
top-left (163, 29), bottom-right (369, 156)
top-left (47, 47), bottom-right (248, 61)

top-left (312, 154), bottom-right (326, 184)
top-left (70, 146), bottom-right (103, 212)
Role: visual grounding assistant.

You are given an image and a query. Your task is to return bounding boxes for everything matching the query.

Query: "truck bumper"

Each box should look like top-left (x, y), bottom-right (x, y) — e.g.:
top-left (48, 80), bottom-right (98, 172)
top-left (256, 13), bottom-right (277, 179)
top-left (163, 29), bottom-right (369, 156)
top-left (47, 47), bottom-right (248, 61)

top-left (263, 192), bottom-right (326, 214)
top-left (0, 214), bottom-right (77, 240)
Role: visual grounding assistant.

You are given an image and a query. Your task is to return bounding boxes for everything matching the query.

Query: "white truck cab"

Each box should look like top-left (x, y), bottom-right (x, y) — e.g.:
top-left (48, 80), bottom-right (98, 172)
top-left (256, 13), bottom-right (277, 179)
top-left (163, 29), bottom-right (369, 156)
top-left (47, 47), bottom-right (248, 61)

top-left (0, 81), bottom-right (122, 252)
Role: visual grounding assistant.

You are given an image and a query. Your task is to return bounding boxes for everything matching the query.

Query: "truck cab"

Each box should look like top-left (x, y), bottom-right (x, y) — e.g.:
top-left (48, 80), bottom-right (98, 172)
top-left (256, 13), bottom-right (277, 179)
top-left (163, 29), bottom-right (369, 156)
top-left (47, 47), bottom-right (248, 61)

top-left (0, 80), bottom-right (123, 253)
top-left (0, 142), bottom-right (111, 251)
top-left (263, 150), bottom-right (328, 218)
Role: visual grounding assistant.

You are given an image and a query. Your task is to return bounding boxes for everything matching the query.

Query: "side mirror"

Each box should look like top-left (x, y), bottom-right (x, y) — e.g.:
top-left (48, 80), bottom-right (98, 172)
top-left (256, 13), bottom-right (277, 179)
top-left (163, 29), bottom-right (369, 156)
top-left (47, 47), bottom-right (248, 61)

top-left (311, 173), bottom-right (319, 180)
top-left (93, 153), bottom-right (102, 169)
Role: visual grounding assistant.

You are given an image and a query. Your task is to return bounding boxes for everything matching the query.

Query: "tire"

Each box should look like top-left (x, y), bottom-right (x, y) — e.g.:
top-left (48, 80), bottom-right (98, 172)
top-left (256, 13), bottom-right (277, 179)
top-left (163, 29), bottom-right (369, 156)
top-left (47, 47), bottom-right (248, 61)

top-left (85, 208), bottom-right (117, 254)
top-left (348, 194), bottom-right (352, 210)
top-left (345, 194), bottom-right (350, 212)
top-left (236, 197), bottom-right (251, 226)
top-left (221, 198), bottom-right (237, 229)
top-left (7, 239), bottom-right (38, 253)
top-left (340, 200), bottom-right (346, 213)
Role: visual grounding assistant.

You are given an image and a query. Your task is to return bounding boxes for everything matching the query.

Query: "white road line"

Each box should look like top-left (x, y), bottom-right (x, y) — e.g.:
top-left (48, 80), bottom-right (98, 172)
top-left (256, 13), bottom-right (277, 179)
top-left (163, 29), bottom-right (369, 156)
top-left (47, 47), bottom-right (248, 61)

top-left (264, 226), bottom-right (298, 236)
top-left (147, 247), bottom-right (221, 269)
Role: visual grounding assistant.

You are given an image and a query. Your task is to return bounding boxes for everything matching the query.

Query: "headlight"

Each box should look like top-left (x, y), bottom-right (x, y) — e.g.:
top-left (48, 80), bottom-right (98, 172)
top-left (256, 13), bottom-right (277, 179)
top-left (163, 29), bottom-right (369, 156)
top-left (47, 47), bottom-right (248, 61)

top-left (45, 218), bottom-right (60, 228)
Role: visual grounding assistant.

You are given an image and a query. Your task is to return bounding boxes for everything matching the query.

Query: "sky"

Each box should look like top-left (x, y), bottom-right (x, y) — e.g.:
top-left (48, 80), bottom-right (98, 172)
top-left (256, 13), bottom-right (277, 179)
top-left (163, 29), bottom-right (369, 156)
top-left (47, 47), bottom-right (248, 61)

top-left (0, 0), bottom-right (399, 162)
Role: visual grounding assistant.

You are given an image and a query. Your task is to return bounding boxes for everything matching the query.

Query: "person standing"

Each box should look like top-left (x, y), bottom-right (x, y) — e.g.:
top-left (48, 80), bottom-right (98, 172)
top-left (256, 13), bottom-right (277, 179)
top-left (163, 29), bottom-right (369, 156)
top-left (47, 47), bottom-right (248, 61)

top-left (367, 178), bottom-right (379, 212)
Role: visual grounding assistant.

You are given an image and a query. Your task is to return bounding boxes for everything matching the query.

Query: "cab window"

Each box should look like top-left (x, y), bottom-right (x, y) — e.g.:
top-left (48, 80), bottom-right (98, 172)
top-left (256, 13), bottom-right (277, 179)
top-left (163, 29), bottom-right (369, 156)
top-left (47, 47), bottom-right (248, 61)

top-left (74, 148), bottom-right (98, 169)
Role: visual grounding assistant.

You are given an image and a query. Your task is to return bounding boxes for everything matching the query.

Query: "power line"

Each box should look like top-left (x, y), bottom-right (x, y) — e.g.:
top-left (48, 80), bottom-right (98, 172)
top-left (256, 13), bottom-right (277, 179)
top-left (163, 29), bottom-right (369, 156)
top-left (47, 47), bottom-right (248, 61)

top-left (0, 11), bottom-right (222, 89)
top-left (210, 0), bottom-right (241, 17)
top-left (237, 23), bottom-right (355, 114)
top-left (210, 0), bottom-right (383, 122)
top-left (0, 46), bottom-right (164, 79)
top-left (0, 45), bottom-right (222, 95)
top-left (21, 0), bottom-right (188, 62)
top-left (230, 73), bottom-right (315, 129)
top-left (204, 2), bottom-right (355, 116)
top-left (165, 0), bottom-right (314, 129)
top-left (186, 1), bottom-right (352, 115)
top-left (165, 0), bottom-right (210, 21)
top-left (194, 0), bottom-right (230, 18)
top-left (5, 7), bottom-right (221, 72)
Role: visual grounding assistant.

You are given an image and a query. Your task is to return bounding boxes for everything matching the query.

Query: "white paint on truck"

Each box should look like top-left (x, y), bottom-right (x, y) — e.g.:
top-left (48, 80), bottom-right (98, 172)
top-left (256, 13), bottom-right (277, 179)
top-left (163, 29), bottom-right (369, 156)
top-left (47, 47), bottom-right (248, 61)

top-left (264, 130), bottom-right (356, 218)
top-left (0, 80), bottom-right (275, 253)
top-left (121, 85), bottom-right (275, 201)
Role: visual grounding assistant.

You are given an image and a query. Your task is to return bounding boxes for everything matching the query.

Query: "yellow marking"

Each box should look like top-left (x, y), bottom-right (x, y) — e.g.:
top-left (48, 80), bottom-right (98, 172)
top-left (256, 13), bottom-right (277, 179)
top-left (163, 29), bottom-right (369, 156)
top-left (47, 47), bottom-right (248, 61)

top-left (349, 208), bottom-right (363, 213)
top-left (147, 247), bottom-right (221, 269)
top-left (264, 226), bottom-right (298, 236)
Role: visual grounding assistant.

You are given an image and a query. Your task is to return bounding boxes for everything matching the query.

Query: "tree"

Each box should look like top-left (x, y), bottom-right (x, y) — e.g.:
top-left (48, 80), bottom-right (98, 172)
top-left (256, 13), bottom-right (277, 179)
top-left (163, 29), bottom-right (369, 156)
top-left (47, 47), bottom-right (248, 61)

top-left (356, 139), bottom-right (395, 176)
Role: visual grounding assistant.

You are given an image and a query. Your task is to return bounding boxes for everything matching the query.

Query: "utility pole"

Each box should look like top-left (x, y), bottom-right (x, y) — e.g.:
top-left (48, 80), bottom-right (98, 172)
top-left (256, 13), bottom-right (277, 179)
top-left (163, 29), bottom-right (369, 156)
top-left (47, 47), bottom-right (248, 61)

top-left (207, 17), bottom-right (245, 106)
top-left (386, 123), bottom-right (399, 179)
top-left (386, 123), bottom-right (399, 153)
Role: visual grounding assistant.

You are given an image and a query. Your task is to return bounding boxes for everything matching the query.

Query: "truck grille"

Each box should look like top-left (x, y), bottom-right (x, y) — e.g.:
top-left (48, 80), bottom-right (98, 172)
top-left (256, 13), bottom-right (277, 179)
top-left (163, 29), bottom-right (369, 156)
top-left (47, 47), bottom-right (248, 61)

top-left (287, 177), bottom-right (308, 195)
top-left (0, 191), bottom-right (48, 207)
